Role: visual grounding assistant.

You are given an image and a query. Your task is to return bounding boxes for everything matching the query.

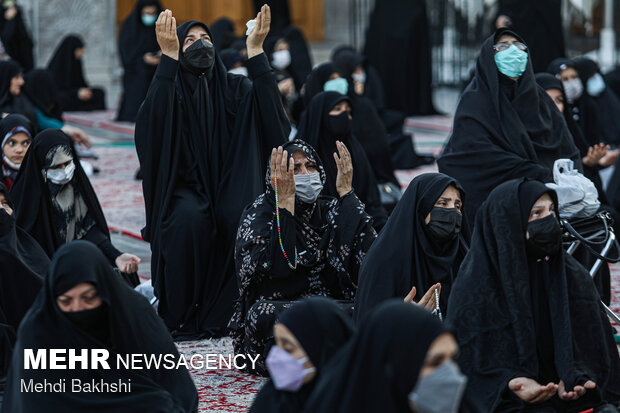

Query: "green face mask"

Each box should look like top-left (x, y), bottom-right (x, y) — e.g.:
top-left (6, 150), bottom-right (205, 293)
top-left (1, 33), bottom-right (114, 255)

top-left (494, 45), bottom-right (528, 78)
top-left (323, 78), bottom-right (348, 95)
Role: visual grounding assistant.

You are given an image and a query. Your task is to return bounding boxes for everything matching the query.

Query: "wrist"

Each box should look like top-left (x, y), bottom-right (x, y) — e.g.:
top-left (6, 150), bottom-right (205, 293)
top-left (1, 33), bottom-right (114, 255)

top-left (162, 50), bottom-right (179, 61)
top-left (279, 197), bottom-right (295, 214)
top-left (338, 187), bottom-right (353, 198)
top-left (247, 47), bottom-right (263, 59)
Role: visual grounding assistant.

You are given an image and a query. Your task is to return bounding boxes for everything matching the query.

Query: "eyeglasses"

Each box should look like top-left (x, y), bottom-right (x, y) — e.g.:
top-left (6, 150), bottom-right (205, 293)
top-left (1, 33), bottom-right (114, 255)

top-left (493, 42), bottom-right (528, 52)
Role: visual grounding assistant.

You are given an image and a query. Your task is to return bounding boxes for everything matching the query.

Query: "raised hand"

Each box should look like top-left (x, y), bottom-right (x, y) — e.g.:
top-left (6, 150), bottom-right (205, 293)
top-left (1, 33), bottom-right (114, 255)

top-left (333, 141), bottom-right (353, 197)
top-left (156, 9), bottom-right (179, 60)
top-left (115, 253), bottom-right (141, 274)
top-left (270, 146), bottom-right (295, 214)
top-left (404, 283), bottom-right (441, 312)
top-left (247, 4), bottom-right (271, 58)
top-left (509, 377), bottom-right (558, 404)
top-left (558, 380), bottom-right (596, 401)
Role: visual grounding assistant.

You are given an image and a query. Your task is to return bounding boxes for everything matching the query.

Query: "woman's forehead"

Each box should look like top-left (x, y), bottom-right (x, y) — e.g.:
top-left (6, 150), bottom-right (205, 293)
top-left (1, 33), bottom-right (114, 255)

top-left (186, 25), bottom-right (209, 38)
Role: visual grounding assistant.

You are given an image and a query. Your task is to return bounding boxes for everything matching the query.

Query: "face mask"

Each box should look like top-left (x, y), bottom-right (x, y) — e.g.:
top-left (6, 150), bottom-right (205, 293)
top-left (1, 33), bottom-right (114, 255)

top-left (2, 154), bottom-right (20, 170)
top-left (64, 304), bottom-right (110, 343)
top-left (271, 49), bottom-right (291, 70)
top-left (426, 207), bottom-right (462, 242)
top-left (327, 111), bottom-right (352, 137)
top-left (526, 214), bottom-right (562, 259)
top-left (587, 73), bottom-right (606, 97)
top-left (228, 66), bottom-right (248, 77)
top-left (45, 160), bottom-right (75, 185)
top-left (409, 360), bottom-right (468, 413)
top-left (323, 78), bottom-right (349, 95)
top-left (494, 45), bottom-right (528, 78)
top-left (562, 78), bottom-right (583, 104)
top-left (141, 13), bottom-right (157, 26)
top-left (352, 71), bottom-right (366, 84)
top-left (294, 172), bottom-right (323, 203)
top-left (184, 39), bottom-right (215, 74)
top-left (265, 346), bottom-right (316, 392)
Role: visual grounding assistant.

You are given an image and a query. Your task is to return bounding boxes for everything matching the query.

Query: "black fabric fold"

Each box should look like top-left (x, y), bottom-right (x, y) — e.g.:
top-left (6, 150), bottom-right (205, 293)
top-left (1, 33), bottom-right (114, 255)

top-left (1, 241), bottom-right (198, 413)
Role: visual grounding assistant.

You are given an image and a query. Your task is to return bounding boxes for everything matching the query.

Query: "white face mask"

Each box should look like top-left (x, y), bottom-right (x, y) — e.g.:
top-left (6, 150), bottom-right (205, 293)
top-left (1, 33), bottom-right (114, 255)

top-left (228, 66), bottom-right (248, 77)
top-left (2, 154), bottom-right (20, 170)
top-left (294, 172), bottom-right (323, 203)
top-left (562, 78), bottom-right (583, 104)
top-left (352, 71), bottom-right (366, 84)
top-left (45, 160), bottom-right (75, 185)
top-left (271, 49), bottom-right (291, 70)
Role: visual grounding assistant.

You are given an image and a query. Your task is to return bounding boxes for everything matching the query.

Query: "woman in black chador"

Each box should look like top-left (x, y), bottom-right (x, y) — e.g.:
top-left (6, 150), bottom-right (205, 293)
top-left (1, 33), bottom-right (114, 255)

top-left (10, 129), bottom-right (141, 283)
top-left (438, 29), bottom-right (580, 224)
top-left (1, 241), bottom-right (198, 413)
top-left (47, 35), bottom-right (106, 112)
top-left (0, 1), bottom-right (33, 71)
top-left (0, 183), bottom-right (48, 382)
top-left (296, 91), bottom-right (388, 230)
top-left (229, 140), bottom-right (376, 375)
top-left (117, 0), bottom-right (162, 122)
top-left (363, 0), bottom-right (436, 116)
top-left (135, 7), bottom-right (289, 339)
top-left (354, 173), bottom-right (469, 322)
top-left (447, 179), bottom-right (620, 412)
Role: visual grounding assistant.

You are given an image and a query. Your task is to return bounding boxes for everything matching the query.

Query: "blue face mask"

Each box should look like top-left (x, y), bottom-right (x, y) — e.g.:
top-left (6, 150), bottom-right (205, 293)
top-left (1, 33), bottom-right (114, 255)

top-left (494, 44), bottom-right (528, 78)
top-left (323, 78), bottom-right (348, 95)
top-left (141, 13), bottom-right (157, 26)
top-left (587, 73), bottom-right (606, 97)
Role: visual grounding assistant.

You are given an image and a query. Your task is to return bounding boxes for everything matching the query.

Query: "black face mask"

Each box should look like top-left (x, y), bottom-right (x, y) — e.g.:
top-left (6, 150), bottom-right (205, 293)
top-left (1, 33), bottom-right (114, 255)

top-left (0, 207), bottom-right (13, 236)
top-left (64, 304), bottom-right (110, 344)
top-left (426, 207), bottom-right (462, 242)
top-left (327, 111), bottom-right (352, 137)
top-left (526, 215), bottom-right (562, 259)
top-left (183, 39), bottom-right (215, 74)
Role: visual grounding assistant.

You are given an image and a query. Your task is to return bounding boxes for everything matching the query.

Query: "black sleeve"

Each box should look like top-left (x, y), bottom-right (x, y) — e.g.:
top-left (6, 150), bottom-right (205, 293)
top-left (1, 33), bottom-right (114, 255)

top-left (246, 52), bottom-right (291, 162)
top-left (268, 208), bottom-right (298, 278)
top-left (82, 226), bottom-right (121, 266)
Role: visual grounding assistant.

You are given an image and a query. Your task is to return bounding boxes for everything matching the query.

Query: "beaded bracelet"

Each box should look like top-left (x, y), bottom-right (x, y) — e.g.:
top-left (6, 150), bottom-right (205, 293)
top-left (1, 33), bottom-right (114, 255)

top-left (274, 174), bottom-right (298, 270)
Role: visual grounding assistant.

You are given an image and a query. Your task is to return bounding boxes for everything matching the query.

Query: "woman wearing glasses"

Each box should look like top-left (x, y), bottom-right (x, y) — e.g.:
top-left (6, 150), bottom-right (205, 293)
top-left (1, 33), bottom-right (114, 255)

top-left (438, 29), bottom-right (581, 224)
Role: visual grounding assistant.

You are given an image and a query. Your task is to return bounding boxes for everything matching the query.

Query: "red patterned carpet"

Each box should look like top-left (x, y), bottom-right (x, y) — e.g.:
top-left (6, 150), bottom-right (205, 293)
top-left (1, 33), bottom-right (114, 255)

top-left (68, 112), bottom-right (619, 412)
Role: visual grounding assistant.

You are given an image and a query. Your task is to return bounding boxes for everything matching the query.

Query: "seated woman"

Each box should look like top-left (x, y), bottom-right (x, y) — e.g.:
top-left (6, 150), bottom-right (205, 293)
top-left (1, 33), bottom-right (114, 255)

top-left (229, 140), bottom-right (376, 376)
top-left (438, 29), bottom-right (580, 224)
top-left (536, 73), bottom-right (617, 305)
top-left (573, 58), bottom-right (620, 147)
top-left (0, 59), bottom-right (36, 126)
top-left (297, 91), bottom-right (388, 229)
top-left (1, 114), bottom-right (32, 190)
top-left (354, 173), bottom-right (469, 322)
top-left (302, 300), bottom-right (472, 413)
top-left (249, 296), bottom-right (355, 412)
top-left (0, 183), bottom-right (48, 384)
top-left (21, 69), bottom-right (91, 147)
top-left (1, 241), bottom-right (198, 412)
top-left (447, 178), bottom-right (620, 412)
top-left (10, 129), bottom-right (140, 285)
top-left (47, 35), bottom-right (106, 112)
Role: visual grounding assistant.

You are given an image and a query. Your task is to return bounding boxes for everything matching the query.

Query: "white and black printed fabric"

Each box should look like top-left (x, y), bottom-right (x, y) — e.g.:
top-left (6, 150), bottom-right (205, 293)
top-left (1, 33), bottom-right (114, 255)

top-left (228, 139), bottom-right (376, 376)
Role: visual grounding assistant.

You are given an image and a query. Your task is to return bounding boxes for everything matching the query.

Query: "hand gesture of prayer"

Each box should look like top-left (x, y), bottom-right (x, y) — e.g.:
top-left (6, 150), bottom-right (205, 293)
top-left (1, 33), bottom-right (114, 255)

top-left (270, 146), bottom-right (295, 215)
top-left (599, 148), bottom-right (619, 167)
top-left (557, 380), bottom-right (596, 401)
top-left (333, 141), bottom-right (353, 197)
top-left (582, 143), bottom-right (609, 167)
top-left (404, 283), bottom-right (441, 312)
top-left (156, 9), bottom-right (179, 60)
top-left (509, 377), bottom-right (558, 404)
top-left (115, 253), bottom-right (141, 274)
top-left (246, 4), bottom-right (271, 59)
